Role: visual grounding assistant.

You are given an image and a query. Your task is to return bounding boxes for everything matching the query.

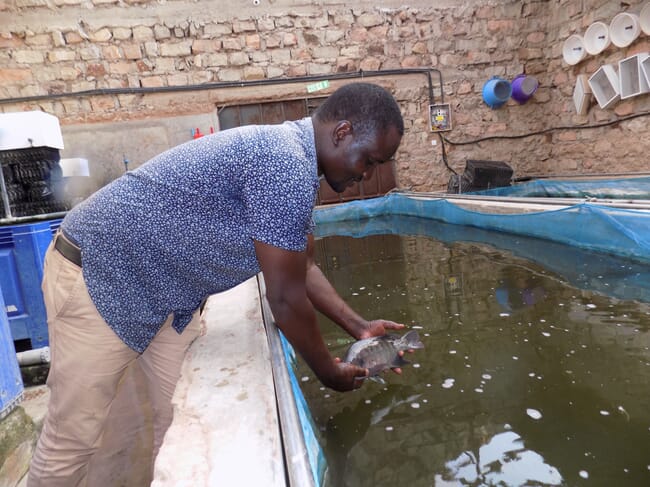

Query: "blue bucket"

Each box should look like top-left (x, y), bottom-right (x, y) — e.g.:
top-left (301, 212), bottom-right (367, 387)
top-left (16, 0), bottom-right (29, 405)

top-left (482, 77), bottom-right (512, 108)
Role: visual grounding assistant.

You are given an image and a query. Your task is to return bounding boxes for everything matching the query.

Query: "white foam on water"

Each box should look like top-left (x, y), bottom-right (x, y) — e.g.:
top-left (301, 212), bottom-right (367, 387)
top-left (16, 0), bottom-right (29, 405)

top-left (600, 410), bottom-right (610, 416)
top-left (449, 350), bottom-right (457, 354)
top-left (512, 356), bottom-right (519, 360)
top-left (442, 378), bottom-right (455, 389)
top-left (527, 408), bottom-right (542, 420)
top-left (482, 373), bottom-right (492, 380)
top-left (301, 376), bottom-right (309, 382)
top-left (413, 363), bottom-right (420, 368)
top-left (500, 313), bottom-right (510, 317)
top-left (579, 470), bottom-right (589, 479)
top-left (542, 332), bottom-right (551, 337)
top-left (411, 402), bottom-right (420, 409)
top-left (474, 388), bottom-right (484, 393)
top-left (586, 304), bottom-right (597, 309)
top-left (385, 426), bottom-right (393, 431)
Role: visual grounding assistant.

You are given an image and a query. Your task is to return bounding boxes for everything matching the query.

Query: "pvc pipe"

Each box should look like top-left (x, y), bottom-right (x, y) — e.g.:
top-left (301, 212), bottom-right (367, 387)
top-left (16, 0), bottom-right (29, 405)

top-left (16, 346), bottom-right (50, 366)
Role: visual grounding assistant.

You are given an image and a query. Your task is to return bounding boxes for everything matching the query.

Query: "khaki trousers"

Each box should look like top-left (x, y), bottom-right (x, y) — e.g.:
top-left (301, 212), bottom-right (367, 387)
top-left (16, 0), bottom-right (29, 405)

top-left (27, 242), bottom-right (201, 487)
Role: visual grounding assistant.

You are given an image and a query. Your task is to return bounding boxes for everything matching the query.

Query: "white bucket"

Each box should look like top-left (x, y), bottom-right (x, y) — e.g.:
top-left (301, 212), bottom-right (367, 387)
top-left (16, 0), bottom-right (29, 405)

top-left (640, 3), bottom-right (650, 36)
top-left (609, 12), bottom-right (641, 47)
top-left (562, 34), bottom-right (587, 65)
top-left (584, 21), bottom-right (611, 55)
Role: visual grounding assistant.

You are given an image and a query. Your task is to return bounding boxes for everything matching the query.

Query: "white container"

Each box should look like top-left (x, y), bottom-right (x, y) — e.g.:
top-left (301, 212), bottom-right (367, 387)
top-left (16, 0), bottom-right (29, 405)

top-left (59, 158), bottom-right (90, 177)
top-left (573, 74), bottom-right (592, 115)
top-left (640, 3), bottom-right (650, 36)
top-left (609, 12), bottom-right (641, 47)
top-left (641, 55), bottom-right (650, 88)
top-left (562, 34), bottom-right (587, 65)
top-left (0, 111), bottom-right (64, 151)
top-left (619, 53), bottom-right (650, 99)
top-left (584, 21), bottom-right (611, 55)
top-left (588, 64), bottom-right (620, 109)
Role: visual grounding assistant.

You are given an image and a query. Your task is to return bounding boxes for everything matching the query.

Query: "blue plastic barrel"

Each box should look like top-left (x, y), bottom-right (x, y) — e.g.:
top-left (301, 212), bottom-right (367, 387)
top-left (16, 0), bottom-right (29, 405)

top-left (482, 77), bottom-right (513, 109)
top-left (0, 290), bottom-right (23, 419)
top-left (0, 218), bottom-right (62, 349)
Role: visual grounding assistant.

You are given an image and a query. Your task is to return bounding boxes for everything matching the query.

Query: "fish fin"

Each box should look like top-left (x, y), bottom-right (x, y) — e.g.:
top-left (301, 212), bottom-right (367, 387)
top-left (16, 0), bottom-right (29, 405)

top-left (391, 355), bottom-right (410, 368)
top-left (369, 375), bottom-right (386, 385)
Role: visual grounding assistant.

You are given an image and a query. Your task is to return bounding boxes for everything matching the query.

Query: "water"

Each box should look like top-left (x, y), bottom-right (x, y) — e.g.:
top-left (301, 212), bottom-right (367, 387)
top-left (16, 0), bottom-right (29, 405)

top-left (297, 216), bottom-right (650, 487)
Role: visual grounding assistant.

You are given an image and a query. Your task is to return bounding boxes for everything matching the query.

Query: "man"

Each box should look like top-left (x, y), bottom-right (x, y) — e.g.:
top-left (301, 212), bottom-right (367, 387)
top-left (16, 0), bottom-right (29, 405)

top-left (28, 82), bottom-right (405, 486)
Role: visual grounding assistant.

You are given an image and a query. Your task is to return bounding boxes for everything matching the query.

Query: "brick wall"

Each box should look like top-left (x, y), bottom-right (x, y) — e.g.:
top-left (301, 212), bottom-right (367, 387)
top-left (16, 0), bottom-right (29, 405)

top-left (1, 0), bottom-right (649, 191)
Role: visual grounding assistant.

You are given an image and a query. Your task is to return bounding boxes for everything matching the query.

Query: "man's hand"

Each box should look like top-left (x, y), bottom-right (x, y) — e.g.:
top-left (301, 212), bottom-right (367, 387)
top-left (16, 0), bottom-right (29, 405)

top-left (357, 319), bottom-right (405, 339)
top-left (323, 359), bottom-right (369, 392)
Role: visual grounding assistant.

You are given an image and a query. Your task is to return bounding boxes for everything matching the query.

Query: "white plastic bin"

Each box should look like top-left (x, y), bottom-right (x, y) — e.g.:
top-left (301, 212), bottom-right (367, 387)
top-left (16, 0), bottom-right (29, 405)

top-left (619, 53), bottom-right (650, 99)
top-left (640, 55), bottom-right (650, 90)
top-left (573, 74), bottom-right (592, 115)
top-left (588, 64), bottom-right (620, 109)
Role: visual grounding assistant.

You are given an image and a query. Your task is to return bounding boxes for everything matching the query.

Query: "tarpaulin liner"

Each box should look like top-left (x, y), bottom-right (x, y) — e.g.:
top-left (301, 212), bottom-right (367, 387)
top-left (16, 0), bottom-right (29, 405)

top-left (315, 213), bottom-right (650, 303)
top-left (467, 176), bottom-right (650, 199)
top-left (313, 193), bottom-right (650, 264)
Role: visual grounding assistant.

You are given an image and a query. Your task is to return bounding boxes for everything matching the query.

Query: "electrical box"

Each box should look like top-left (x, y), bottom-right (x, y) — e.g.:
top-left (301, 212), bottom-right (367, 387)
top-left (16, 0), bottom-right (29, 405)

top-left (429, 103), bottom-right (452, 132)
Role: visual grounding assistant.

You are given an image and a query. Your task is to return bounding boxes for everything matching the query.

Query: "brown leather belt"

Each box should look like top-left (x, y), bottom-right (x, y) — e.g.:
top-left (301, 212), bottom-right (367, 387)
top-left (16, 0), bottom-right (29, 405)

top-left (54, 230), bottom-right (82, 267)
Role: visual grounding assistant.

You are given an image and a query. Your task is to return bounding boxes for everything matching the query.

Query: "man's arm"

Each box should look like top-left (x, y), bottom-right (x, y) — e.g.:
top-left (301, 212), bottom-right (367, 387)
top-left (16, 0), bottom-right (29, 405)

top-left (253, 239), bottom-right (367, 392)
top-left (304, 234), bottom-right (404, 340)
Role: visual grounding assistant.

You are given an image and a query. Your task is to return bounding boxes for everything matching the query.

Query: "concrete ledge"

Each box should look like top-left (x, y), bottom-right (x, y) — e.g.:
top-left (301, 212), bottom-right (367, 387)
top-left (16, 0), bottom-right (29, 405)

top-left (152, 277), bottom-right (285, 487)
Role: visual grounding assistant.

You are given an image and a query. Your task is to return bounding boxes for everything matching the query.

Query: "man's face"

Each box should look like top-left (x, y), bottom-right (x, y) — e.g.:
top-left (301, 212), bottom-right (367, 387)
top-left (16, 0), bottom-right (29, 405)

top-left (321, 122), bottom-right (402, 193)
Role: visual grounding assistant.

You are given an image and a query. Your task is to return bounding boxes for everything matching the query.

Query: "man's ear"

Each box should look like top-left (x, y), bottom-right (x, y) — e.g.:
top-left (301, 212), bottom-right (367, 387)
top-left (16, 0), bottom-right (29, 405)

top-left (332, 120), bottom-right (352, 146)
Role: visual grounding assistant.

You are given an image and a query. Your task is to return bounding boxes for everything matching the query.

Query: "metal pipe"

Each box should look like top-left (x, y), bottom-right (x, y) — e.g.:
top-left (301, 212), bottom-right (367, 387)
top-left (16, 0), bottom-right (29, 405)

top-left (16, 346), bottom-right (50, 367)
top-left (0, 210), bottom-right (67, 226)
top-left (258, 275), bottom-right (318, 487)
top-left (0, 68), bottom-right (443, 106)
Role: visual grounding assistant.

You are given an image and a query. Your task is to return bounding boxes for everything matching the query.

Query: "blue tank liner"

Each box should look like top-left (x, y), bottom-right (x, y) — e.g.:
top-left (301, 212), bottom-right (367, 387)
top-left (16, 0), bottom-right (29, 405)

top-left (278, 332), bottom-right (328, 485)
top-left (0, 290), bottom-right (24, 419)
top-left (313, 193), bottom-right (650, 264)
top-left (316, 213), bottom-right (650, 304)
top-left (467, 176), bottom-right (650, 199)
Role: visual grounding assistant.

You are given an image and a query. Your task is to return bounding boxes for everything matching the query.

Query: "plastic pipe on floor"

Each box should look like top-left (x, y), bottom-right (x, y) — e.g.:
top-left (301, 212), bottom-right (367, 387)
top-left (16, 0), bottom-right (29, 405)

top-left (16, 346), bottom-right (50, 366)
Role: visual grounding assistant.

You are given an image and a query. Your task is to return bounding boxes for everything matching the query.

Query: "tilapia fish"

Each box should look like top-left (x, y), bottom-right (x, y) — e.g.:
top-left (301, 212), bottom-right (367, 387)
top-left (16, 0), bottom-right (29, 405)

top-left (344, 330), bottom-right (424, 383)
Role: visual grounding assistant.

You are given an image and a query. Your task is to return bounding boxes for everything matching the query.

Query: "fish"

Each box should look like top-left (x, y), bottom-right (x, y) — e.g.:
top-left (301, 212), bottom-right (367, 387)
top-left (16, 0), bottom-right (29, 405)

top-left (344, 330), bottom-right (424, 384)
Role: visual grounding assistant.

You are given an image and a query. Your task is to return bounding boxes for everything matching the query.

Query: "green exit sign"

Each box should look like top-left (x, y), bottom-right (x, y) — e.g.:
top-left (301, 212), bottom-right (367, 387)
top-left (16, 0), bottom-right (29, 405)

top-left (307, 80), bottom-right (330, 93)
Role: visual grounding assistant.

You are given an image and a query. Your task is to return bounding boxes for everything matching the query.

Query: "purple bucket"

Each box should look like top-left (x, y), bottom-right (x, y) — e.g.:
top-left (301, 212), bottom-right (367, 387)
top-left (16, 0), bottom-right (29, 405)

top-left (511, 74), bottom-right (539, 104)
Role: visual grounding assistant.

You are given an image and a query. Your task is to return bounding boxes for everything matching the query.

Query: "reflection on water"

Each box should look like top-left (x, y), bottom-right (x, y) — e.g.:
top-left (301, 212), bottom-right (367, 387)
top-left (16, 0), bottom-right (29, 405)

top-left (297, 216), bottom-right (650, 487)
top-left (437, 430), bottom-right (562, 486)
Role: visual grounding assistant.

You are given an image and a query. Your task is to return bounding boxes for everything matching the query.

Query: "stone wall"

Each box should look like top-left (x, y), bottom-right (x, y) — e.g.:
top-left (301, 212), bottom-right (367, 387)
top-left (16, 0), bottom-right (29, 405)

top-left (1, 0), bottom-right (649, 191)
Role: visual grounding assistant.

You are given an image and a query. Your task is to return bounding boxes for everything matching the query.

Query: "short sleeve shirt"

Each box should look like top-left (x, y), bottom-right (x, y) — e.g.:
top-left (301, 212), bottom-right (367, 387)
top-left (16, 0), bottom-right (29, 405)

top-left (62, 118), bottom-right (319, 352)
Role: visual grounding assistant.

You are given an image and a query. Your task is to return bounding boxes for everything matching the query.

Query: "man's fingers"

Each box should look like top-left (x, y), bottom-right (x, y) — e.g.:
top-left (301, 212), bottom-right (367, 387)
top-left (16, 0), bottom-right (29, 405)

top-left (384, 321), bottom-right (405, 330)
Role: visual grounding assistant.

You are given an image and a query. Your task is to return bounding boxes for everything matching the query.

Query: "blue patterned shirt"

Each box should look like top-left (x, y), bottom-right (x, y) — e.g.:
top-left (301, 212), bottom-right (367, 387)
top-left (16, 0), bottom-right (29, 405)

top-left (62, 118), bottom-right (319, 352)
